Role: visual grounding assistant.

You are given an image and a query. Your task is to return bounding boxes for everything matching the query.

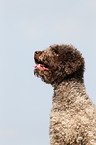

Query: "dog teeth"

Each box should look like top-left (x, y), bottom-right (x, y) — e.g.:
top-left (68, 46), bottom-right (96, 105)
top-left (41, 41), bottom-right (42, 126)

top-left (37, 64), bottom-right (41, 68)
top-left (33, 64), bottom-right (41, 68)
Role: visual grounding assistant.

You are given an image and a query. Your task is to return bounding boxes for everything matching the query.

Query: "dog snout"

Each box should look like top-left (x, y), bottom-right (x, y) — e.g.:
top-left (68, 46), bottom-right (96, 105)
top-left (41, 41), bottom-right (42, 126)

top-left (35, 51), bottom-right (42, 55)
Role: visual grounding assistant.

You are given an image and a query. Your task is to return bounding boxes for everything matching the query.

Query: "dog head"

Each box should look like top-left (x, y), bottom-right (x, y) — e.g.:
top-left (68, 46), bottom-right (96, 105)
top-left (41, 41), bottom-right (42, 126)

top-left (34, 45), bottom-right (85, 85)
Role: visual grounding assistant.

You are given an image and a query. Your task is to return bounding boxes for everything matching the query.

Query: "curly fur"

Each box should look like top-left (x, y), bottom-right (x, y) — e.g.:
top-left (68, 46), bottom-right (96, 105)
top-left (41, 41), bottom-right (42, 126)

top-left (34, 44), bottom-right (96, 145)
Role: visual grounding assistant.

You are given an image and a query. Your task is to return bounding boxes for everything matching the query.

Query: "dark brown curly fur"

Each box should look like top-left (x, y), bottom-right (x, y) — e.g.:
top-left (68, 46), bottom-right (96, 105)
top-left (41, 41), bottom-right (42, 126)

top-left (34, 44), bottom-right (96, 145)
top-left (34, 45), bottom-right (84, 86)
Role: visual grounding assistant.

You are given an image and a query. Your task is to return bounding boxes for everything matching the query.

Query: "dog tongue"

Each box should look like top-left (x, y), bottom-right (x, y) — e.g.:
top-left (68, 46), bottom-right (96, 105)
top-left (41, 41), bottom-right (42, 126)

top-left (33, 64), bottom-right (49, 70)
top-left (33, 64), bottom-right (41, 68)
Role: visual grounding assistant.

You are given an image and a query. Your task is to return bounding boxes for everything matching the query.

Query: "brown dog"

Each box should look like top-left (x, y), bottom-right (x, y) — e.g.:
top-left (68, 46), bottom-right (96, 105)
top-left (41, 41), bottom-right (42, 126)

top-left (34, 44), bottom-right (96, 145)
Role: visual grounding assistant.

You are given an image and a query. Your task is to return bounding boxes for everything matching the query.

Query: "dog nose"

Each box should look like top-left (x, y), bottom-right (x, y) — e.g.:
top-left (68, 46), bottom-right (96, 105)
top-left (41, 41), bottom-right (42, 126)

top-left (35, 51), bottom-right (42, 55)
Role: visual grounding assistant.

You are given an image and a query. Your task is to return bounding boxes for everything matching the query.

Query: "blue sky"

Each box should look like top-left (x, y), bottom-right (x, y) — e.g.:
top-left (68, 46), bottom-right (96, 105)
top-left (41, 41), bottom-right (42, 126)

top-left (0, 0), bottom-right (96, 145)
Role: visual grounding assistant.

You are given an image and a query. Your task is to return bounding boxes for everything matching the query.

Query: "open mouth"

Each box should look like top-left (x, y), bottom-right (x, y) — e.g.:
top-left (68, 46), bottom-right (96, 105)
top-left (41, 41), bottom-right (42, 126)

top-left (33, 63), bottom-right (49, 71)
top-left (33, 58), bottom-right (50, 71)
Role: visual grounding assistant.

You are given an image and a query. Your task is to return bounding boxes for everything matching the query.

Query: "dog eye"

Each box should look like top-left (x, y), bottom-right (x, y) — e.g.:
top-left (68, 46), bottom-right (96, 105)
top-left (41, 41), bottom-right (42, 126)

top-left (53, 49), bottom-right (58, 54)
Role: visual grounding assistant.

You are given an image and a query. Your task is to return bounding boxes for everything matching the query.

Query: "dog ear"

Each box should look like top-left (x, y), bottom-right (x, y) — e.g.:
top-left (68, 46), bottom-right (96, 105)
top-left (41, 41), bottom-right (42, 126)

top-left (65, 60), bottom-right (83, 75)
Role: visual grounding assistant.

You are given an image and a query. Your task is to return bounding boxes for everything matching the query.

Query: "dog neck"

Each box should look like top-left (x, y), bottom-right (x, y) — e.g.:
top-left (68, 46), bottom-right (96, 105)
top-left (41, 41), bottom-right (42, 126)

top-left (52, 80), bottom-right (89, 112)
